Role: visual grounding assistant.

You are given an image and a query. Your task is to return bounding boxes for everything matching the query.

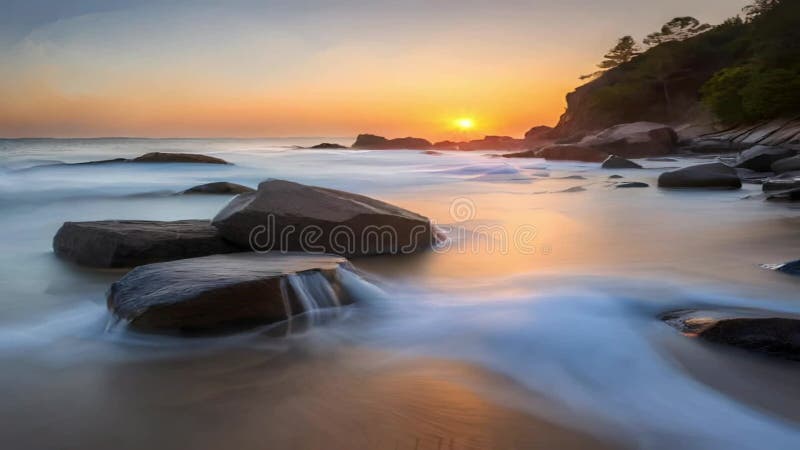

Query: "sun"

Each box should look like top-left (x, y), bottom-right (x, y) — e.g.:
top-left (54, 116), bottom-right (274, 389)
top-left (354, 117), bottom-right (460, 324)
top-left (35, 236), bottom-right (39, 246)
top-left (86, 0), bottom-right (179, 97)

top-left (454, 117), bottom-right (475, 131)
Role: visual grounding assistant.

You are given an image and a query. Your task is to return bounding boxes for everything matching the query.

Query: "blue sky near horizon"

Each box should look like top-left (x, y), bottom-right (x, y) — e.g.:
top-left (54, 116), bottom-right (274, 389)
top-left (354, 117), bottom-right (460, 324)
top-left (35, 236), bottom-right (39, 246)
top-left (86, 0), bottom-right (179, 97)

top-left (0, 0), bottom-right (752, 138)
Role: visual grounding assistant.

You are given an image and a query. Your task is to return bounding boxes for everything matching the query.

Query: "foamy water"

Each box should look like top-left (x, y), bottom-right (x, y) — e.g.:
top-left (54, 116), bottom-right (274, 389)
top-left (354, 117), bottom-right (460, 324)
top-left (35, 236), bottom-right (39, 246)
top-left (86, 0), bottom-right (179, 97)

top-left (1, 138), bottom-right (799, 449)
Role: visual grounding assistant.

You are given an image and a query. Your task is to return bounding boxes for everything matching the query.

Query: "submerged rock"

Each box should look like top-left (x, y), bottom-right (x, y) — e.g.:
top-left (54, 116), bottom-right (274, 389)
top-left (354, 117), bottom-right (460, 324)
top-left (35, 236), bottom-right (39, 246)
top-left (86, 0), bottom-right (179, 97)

top-left (107, 253), bottom-right (351, 333)
top-left (734, 145), bottom-right (795, 172)
top-left (181, 182), bottom-right (255, 195)
top-left (131, 152), bottom-right (229, 164)
top-left (212, 179), bottom-right (434, 256)
top-left (658, 163), bottom-right (742, 189)
top-left (53, 220), bottom-right (237, 268)
top-left (615, 182), bottom-right (649, 188)
top-left (601, 155), bottom-right (642, 169)
top-left (663, 310), bottom-right (800, 361)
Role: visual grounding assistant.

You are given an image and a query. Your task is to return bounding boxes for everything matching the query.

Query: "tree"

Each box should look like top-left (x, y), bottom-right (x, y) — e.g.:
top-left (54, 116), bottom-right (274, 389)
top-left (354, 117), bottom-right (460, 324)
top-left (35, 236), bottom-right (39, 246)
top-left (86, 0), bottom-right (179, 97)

top-left (643, 17), bottom-right (712, 47)
top-left (743, 0), bottom-right (782, 22)
top-left (581, 36), bottom-right (641, 80)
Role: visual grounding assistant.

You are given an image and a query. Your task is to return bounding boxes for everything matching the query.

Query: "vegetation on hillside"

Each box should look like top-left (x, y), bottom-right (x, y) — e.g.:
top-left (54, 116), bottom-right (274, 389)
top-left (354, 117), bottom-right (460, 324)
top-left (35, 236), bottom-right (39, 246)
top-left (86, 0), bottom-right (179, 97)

top-left (561, 0), bottom-right (800, 132)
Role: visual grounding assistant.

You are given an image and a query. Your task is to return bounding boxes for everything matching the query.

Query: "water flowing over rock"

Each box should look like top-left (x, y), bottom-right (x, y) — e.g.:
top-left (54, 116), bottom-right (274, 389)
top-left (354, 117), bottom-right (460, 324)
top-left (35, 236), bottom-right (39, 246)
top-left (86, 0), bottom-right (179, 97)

top-left (658, 163), bottom-right (742, 189)
top-left (663, 310), bottom-right (800, 361)
top-left (212, 179), bottom-right (434, 256)
top-left (181, 182), bottom-right (255, 195)
top-left (53, 220), bottom-right (238, 268)
top-left (107, 253), bottom-right (352, 333)
top-left (601, 155), bottom-right (642, 169)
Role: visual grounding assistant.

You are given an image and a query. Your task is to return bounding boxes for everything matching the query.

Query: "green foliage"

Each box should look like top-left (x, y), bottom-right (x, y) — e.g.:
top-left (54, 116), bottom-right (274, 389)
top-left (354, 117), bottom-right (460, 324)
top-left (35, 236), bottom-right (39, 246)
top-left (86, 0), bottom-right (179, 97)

top-left (700, 66), bottom-right (754, 123)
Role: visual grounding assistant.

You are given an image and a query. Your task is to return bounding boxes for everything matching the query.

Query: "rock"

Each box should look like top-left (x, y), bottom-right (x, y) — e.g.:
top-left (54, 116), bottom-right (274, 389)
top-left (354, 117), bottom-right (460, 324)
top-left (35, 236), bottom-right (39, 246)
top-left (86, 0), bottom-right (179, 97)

top-left (608, 175), bottom-right (624, 179)
top-left (107, 253), bottom-right (350, 333)
top-left (764, 259), bottom-right (800, 276)
top-left (771, 155), bottom-right (800, 174)
top-left (504, 145), bottom-right (609, 162)
top-left (309, 143), bottom-right (348, 149)
top-left (646, 157), bottom-right (678, 162)
top-left (524, 126), bottom-right (554, 147)
top-left (662, 310), bottom-right (800, 361)
top-left (432, 141), bottom-right (460, 150)
top-left (658, 163), bottom-right (742, 189)
top-left (131, 152), bottom-right (229, 164)
top-left (421, 150), bottom-right (443, 156)
top-left (766, 188), bottom-right (800, 201)
top-left (459, 136), bottom-right (526, 151)
top-left (351, 134), bottom-right (432, 150)
top-left (53, 220), bottom-right (238, 268)
top-left (601, 155), bottom-right (642, 169)
top-left (736, 168), bottom-right (774, 184)
top-left (181, 182), bottom-right (255, 195)
top-left (556, 186), bottom-right (586, 193)
top-left (681, 139), bottom-right (747, 154)
top-left (212, 179), bottom-right (434, 256)
top-left (578, 122), bottom-right (678, 158)
top-left (615, 182), bottom-right (649, 188)
top-left (734, 145), bottom-right (796, 172)
top-left (763, 177), bottom-right (800, 192)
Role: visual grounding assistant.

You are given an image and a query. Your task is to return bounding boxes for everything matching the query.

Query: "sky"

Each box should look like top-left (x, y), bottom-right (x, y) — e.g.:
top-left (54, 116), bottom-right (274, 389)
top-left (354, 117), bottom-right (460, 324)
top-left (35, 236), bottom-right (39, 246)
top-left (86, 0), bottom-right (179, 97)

top-left (0, 0), bottom-right (752, 139)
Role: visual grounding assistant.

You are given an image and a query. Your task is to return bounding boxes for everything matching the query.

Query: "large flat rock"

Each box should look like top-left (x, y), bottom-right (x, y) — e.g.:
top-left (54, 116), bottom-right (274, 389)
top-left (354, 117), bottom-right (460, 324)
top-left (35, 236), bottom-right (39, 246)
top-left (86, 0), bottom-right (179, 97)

top-left (53, 220), bottom-right (238, 268)
top-left (107, 253), bottom-right (350, 333)
top-left (663, 309), bottom-right (800, 361)
top-left (212, 179), bottom-right (434, 256)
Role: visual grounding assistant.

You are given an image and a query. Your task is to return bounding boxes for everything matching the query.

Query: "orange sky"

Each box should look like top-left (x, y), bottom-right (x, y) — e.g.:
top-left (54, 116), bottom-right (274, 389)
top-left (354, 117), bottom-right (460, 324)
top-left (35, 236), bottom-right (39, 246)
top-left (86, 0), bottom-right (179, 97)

top-left (0, 0), bottom-right (751, 139)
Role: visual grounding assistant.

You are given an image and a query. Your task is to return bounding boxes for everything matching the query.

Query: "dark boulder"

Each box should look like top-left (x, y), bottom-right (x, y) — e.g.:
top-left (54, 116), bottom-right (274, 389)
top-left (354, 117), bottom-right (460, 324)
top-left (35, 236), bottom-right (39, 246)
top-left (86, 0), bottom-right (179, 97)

top-left (601, 155), bottom-right (642, 169)
top-left (53, 220), bottom-right (238, 268)
top-left (309, 143), bottom-right (348, 149)
top-left (766, 188), bottom-right (800, 201)
top-left (658, 163), bottom-right (742, 189)
top-left (131, 152), bottom-right (229, 164)
top-left (181, 182), bottom-right (255, 195)
top-left (663, 310), bottom-right (800, 361)
top-left (212, 179), bottom-right (434, 257)
top-left (767, 259), bottom-right (800, 276)
top-left (763, 177), bottom-right (800, 192)
top-left (771, 155), bottom-right (800, 174)
top-left (107, 253), bottom-right (350, 333)
top-left (352, 134), bottom-right (432, 150)
top-left (734, 146), bottom-right (795, 172)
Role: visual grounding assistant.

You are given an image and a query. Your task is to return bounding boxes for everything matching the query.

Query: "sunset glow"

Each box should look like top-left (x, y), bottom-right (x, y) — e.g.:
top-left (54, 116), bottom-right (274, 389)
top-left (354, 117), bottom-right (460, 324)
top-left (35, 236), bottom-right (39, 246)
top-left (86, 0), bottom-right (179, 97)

top-left (455, 118), bottom-right (475, 131)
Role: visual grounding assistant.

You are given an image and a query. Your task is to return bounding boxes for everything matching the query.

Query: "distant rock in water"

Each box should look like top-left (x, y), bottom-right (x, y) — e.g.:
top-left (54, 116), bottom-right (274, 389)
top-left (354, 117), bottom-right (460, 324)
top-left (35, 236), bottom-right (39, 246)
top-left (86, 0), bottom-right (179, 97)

top-left (422, 150), bottom-right (443, 156)
top-left (131, 152), bottom-right (229, 164)
top-left (734, 145), bottom-right (796, 172)
top-left (309, 143), bottom-right (348, 149)
top-left (608, 175), bottom-right (624, 179)
top-left (459, 136), bottom-right (526, 151)
top-left (601, 155), bottom-right (642, 169)
top-left (504, 145), bottom-right (609, 163)
top-left (53, 220), bottom-right (238, 268)
top-left (107, 253), bottom-right (351, 333)
top-left (181, 182), bottom-right (255, 195)
top-left (352, 134), bottom-right (432, 150)
top-left (658, 163), bottom-right (741, 189)
top-left (212, 179), bottom-right (434, 257)
top-left (662, 309), bottom-right (800, 361)
top-left (431, 141), bottom-right (460, 150)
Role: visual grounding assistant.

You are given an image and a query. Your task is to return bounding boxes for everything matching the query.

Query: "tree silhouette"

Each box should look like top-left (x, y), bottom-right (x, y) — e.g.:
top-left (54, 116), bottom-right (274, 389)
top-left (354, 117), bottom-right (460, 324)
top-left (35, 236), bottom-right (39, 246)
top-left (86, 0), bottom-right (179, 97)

top-left (743, 0), bottom-right (782, 22)
top-left (581, 36), bottom-right (641, 80)
top-left (643, 17), bottom-right (711, 47)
